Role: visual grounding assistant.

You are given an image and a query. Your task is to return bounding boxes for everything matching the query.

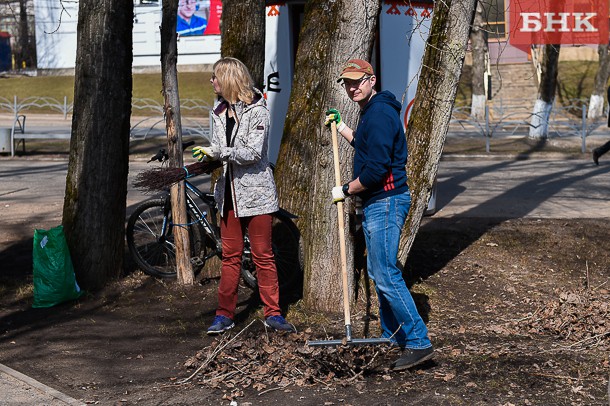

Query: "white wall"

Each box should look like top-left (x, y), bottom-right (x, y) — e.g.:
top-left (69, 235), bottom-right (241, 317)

top-left (34, 0), bottom-right (221, 70)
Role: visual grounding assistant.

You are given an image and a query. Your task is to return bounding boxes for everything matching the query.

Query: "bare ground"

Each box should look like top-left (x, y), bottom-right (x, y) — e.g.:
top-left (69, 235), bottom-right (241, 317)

top-left (1, 215), bottom-right (609, 405)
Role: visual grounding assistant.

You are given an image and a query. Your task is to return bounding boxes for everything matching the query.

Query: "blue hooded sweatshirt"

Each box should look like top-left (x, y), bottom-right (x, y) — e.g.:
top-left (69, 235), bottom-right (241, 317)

top-left (351, 90), bottom-right (409, 206)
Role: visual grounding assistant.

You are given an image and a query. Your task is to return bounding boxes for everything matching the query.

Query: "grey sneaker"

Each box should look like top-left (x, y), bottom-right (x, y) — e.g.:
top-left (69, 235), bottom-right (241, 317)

top-left (391, 346), bottom-right (434, 371)
top-left (206, 315), bottom-right (234, 335)
top-left (264, 315), bottom-right (295, 332)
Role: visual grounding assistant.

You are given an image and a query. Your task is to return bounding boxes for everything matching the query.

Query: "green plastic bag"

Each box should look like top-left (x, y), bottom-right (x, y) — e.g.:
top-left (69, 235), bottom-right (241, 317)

top-left (32, 225), bottom-right (83, 308)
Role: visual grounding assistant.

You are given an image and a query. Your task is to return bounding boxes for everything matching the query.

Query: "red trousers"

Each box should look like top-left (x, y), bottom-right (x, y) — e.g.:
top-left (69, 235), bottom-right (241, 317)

top-left (216, 210), bottom-right (281, 319)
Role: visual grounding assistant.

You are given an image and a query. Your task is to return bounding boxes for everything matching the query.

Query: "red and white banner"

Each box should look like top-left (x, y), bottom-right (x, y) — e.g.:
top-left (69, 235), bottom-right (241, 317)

top-left (264, 3), bottom-right (293, 163)
top-left (509, 0), bottom-right (609, 50)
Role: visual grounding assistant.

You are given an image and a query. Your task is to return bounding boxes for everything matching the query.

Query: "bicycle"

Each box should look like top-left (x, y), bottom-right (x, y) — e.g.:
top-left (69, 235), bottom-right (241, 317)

top-left (126, 142), bottom-right (303, 294)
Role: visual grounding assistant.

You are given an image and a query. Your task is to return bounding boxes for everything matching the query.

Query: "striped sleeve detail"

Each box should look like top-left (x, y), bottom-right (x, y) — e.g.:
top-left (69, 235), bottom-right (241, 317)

top-left (383, 171), bottom-right (395, 192)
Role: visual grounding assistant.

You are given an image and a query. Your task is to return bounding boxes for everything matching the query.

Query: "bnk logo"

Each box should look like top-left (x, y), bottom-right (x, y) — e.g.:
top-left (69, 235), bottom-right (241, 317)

top-left (509, 0), bottom-right (609, 48)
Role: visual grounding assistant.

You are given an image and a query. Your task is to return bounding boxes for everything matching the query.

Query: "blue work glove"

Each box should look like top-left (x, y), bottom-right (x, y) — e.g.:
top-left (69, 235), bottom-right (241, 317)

top-left (192, 145), bottom-right (220, 161)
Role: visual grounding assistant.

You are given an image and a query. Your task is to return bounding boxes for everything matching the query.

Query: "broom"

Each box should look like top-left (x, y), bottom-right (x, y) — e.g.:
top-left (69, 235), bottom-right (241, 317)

top-left (133, 160), bottom-right (222, 192)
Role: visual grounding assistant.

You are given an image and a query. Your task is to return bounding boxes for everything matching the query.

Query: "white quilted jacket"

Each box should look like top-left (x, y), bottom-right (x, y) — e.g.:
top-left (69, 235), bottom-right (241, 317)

top-left (210, 90), bottom-right (279, 218)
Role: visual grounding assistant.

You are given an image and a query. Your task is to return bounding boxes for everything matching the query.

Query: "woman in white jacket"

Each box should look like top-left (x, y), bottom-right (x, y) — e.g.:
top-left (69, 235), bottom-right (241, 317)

top-left (192, 57), bottom-right (294, 334)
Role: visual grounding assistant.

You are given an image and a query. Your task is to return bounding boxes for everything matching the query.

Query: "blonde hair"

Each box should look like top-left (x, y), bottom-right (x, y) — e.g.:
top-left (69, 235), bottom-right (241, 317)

top-left (213, 57), bottom-right (255, 105)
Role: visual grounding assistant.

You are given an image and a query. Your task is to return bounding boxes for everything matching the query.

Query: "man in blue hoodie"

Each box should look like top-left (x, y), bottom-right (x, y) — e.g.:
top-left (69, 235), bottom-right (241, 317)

top-left (325, 59), bottom-right (434, 370)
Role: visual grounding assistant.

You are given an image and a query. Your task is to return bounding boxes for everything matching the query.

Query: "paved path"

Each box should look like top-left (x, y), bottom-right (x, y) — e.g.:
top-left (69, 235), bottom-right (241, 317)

top-left (432, 158), bottom-right (610, 218)
top-left (0, 363), bottom-right (84, 405)
top-left (2, 155), bottom-right (610, 247)
top-left (0, 160), bottom-right (211, 248)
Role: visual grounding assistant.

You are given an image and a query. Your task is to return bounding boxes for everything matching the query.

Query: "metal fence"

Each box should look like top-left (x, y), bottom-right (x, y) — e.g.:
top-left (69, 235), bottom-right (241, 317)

top-left (0, 95), bottom-right (213, 140)
top-left (3, 95), bottom-right (607, 153)
top-left (0, 95), bottom-right (73, 118)
top-left (450, 98), bottom-right (608, 153)
top-left (130, 98), bottom-right (213, 140)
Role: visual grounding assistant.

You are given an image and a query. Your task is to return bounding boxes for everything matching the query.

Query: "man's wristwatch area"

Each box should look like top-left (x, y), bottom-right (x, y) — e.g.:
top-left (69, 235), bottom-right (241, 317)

top-left (342, 183), bottom-right (350, 196)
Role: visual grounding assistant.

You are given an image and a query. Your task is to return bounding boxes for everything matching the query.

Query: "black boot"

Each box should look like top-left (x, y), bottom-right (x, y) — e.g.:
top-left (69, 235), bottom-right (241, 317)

top-left (592, 140), bottom-right (610, 165)
top-left (593, 148), bottom-right (601, 165)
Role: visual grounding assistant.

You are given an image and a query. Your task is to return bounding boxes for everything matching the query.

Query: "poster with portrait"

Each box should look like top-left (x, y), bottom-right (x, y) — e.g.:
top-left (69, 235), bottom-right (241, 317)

top-left (177, 0), bottom-right (222, 37)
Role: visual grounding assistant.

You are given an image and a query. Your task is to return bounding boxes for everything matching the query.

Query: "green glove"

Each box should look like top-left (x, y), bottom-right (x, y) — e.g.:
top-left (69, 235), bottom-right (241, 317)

top-left (324, 108), bottom-right (343, 128)
top-left (192, 145), bottom-right (220, 161)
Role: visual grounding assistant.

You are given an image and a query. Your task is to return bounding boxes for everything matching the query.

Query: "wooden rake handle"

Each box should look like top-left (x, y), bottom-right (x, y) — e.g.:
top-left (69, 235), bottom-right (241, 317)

top-left (330, 121), bottom-right (351, 327)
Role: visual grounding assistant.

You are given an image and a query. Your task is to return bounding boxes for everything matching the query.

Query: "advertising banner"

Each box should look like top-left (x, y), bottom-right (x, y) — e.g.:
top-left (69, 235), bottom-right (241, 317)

top-left (177, 0), bottom-right (223, 37)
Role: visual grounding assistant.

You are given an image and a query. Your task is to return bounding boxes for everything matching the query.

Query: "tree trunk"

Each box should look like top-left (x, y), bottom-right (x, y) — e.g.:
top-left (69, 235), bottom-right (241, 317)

top-left (588, 43), bottom-right (610, 119)
top-left (161, 0), bottom-right (193, 285)
top-left (529, 44), bottom-right (560, 139)
top-left (63, 0), bottom-right (133, 290)
top-left (275, 0), bottom-right (381, 312)
top-left (469, 0), bottom-right (487, 120)
top-left (220, 0), bottom-right (266, 90)
top-left (397, 0), bottom-right (477, 266)
top-left (18, 0), bottom-right (32, 67)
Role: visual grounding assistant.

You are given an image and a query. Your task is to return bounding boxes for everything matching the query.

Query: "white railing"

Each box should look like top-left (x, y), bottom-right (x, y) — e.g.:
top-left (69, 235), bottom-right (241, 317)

top-left (450, 97), bottom-right (607, 153)
top-left (0, 95), bottom-right (73, 118)
top-left (1, 96), bottom-right (214, 148)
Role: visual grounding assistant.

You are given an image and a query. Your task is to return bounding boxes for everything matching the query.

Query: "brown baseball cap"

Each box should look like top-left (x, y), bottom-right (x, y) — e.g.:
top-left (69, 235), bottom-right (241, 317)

top-left (337, 59), bottom-right (375, 82)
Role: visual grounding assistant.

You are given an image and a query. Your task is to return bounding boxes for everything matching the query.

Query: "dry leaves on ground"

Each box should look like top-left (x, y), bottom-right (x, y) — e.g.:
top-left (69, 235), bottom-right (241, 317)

top-left (516, 287), bottom-right (610, 351)
top-left (177, 288), bottom-right (609, 401)
top-left (180, 321), bottom-right (398, 400)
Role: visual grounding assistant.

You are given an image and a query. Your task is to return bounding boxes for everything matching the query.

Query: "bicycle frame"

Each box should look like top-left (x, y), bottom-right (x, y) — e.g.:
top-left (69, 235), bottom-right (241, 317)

top-left (183, 180), bottom-right (223, 262)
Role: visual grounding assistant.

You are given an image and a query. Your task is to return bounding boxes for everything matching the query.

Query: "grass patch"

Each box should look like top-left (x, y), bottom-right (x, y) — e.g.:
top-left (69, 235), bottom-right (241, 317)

top-left (556, 60), bottom-right (598, 102)
top-left (0, 71), bottom-right (216, 114)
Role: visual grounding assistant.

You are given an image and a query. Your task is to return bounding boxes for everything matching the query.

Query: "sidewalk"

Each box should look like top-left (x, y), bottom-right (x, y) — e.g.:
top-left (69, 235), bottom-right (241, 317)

top-left (0, 363), bottom-right (84, 406)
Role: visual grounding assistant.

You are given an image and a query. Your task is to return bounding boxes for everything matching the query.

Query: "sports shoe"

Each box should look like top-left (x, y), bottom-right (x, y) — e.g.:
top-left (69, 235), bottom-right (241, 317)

top-left (206, 315), bottom-right (234, 335)
top-left (391, 346), bottom-right (434, 371)
top-left (264, 315), bottom-right (296, 332)
top-left (593, 148), bottom-right (601, 165)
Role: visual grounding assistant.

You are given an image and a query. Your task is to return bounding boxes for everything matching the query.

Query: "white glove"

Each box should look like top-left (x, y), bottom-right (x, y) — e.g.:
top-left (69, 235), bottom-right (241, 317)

top-left (332, 185), bottom-right (348, 204)
top-left (192, 145), bottom-right (220, 161)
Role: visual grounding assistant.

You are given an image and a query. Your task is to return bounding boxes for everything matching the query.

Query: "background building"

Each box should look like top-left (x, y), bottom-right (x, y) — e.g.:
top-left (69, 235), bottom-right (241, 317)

top-left (34, 0), bottom-right (222, 73)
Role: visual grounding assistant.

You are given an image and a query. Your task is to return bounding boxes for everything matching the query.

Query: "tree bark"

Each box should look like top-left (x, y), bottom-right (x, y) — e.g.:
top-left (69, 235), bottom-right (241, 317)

top-left (469, 0), bottom-right (487, 120)
top-left (588, 43), bottom-right (610, 119)
top-left (161, 0), bottom-right (193, 285)
top-left (220, 0), bottom-right (266, 90)
top-left (18, 0), bottom-right (34, 67)
top-left (397, 0), bottom-right (477, 266)
top-left (63, 0), bottom-right (133, 290)
top-left (529, 44), bottom-right (560, 139)
top-left (275, 0), bottom-right (381, 311)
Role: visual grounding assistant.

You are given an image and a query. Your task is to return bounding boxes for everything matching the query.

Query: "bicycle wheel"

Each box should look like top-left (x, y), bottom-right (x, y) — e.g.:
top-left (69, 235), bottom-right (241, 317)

top-left (126, 198), bottom-right (207, 278)
top-left (240, 213), bottom-right (303, 295)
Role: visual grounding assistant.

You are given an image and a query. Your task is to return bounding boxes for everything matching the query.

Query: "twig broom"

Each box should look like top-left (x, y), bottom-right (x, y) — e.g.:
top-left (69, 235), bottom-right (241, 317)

top-left (133, 160), bottom-right (221, 192)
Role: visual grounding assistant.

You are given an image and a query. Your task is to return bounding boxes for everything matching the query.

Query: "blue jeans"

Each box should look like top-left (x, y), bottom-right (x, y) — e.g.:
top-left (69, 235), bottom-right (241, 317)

top-left (362, 191), bottom-right (432, 349)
